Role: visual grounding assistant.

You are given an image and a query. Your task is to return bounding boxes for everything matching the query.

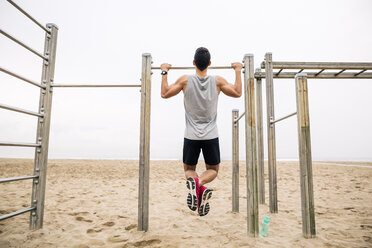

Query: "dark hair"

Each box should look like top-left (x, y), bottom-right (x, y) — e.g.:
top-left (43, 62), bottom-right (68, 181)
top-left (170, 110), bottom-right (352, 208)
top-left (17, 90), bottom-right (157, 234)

top-left (194, 47), bottom-right (210, 71)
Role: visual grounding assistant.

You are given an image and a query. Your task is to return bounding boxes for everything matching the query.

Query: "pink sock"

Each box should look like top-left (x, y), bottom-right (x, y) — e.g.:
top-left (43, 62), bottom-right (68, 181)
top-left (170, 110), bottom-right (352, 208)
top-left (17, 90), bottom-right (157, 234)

top-left (199, 185), bottom-right (207, 201)
top-left (194, 177), bottom-right (200, 197)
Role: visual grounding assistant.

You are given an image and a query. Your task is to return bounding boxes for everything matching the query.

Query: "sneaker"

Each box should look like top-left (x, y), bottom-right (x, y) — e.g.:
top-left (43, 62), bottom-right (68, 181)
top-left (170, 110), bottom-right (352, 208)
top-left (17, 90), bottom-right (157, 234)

top-left (186, 177), bottom-right (199, 211)
top-left (198, 186), bottom-right (212, 216)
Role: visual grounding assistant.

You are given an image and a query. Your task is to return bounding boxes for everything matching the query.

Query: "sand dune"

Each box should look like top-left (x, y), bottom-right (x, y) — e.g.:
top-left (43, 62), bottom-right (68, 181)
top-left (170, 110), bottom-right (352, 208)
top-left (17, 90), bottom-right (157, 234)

top-left (0, 159), bottom-right (371, 247)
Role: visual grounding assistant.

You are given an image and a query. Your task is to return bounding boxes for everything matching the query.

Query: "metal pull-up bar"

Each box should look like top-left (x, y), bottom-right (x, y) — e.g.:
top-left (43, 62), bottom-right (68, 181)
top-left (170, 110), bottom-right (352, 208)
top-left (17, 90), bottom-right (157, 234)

top-left (270, 112), bottom-right (297, 125)
top-left (234, 111), bottom-right (245, 123)
top-left (0, 66), bottom-right (46, 88)
top-left (6, 0), bottom-right (50, 33)
top-left (51, 84), bottom-right (141, 88)
top-left (0, 175), bottom-right (39, 184)
top-left (151, 66), bottom-right (234, 70)
top-left (0, 206), bottom-right (36, 221)
top-left (0, 103), bottom-right (44, 117)
top-left (261, 61), bottom-right (372, 70)
top-left (0, 141), bottom-right (41, 147)
top-left (259, 60), bottom-right (372, 79)
top-left (0, 29), bottom-right (48, 60)
top-left (255, 70), bottom-right (372, 79)
top-left (255, 61), bottom-right (372, 79)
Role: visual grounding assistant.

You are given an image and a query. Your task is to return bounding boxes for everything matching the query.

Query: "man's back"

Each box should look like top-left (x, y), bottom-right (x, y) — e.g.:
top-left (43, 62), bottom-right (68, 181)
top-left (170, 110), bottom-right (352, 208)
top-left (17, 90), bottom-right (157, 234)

top-left (184, 75), bottom-right (218, 140)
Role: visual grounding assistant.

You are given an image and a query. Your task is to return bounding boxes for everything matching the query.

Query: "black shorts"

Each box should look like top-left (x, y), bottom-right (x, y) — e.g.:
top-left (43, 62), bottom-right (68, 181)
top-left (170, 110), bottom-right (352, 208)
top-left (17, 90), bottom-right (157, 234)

top-left (183, 138), bottom-right (221, 166)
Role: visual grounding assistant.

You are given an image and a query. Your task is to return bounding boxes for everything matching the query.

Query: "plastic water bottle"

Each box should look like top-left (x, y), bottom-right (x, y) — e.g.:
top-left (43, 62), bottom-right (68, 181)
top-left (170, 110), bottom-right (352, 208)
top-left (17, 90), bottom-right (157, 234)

top-left (259, 216), bottom-right (270, 237)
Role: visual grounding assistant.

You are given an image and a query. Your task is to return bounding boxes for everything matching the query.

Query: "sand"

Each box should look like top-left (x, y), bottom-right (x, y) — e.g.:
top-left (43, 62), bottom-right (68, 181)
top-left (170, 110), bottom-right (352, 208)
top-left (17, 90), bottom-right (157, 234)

top-left (0, 158), bottom-right (371, 248)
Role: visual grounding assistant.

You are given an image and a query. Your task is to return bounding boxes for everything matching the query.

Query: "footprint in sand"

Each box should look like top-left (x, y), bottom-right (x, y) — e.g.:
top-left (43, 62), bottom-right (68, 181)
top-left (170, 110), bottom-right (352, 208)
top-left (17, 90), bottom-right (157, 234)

top-left (125, 224), bottom-right (137, 230)
top-left (76, 216), bottom-right (93, 223)
top-left (73, 245), bottom-right (89, 248)
top-left (107, 235), bottom-right (128, 243)
top-left (102, 221), bottom-right (115, 227)
top-left (362, 236), bottom-right (372, 243)
top-left (343, 207), bottom-right (354, 210)
top-left (86, 228), bottom-right (102, 234)
top-left (360, 224), bottom-right (372, 229)
top-left (123, 239), bottom-right (161, 248)
top-left (69, 212), bottom-right (89, 216)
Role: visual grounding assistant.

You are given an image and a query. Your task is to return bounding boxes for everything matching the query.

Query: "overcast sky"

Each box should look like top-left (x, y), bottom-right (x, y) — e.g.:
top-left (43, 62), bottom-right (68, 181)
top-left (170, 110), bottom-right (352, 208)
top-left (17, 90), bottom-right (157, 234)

top-left (1, 0), bottom-right (371, 161)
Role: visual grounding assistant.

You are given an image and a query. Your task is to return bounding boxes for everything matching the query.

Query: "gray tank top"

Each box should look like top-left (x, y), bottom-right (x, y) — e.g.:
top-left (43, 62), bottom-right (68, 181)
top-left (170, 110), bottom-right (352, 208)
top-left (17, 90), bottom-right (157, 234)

top-left (184, 74), bottom-right (219, 140)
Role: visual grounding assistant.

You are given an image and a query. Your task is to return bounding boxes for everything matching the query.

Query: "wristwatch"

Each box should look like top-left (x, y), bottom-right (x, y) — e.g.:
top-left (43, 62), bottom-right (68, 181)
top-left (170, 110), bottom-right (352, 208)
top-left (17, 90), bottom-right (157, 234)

top-left (161, 71), bottom-right (168, 75)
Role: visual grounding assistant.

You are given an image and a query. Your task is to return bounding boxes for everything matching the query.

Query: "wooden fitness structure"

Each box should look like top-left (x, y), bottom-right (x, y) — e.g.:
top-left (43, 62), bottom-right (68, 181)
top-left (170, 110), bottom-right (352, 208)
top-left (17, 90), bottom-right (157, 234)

top-left (0, 1), bottom-right (151, 232)
top-left (2, 0), bottom-right (372, 238)
top-left (231, 53), bottom-right (372, 238)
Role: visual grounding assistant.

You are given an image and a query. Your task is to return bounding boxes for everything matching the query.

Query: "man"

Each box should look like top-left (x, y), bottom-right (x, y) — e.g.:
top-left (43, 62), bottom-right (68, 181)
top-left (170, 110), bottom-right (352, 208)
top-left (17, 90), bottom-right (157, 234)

top-left (160, 47), bottom-right (242, 216)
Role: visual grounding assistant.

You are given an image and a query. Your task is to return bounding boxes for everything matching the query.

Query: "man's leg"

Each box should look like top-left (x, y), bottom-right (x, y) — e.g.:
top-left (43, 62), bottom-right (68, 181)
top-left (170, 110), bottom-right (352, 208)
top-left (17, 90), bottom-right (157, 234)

top-left (199, 164), bottom-right (219, 186)
top-left (199, 138), bottom-right (220, 186)
top-left (183, 138), bottom-right (200, 179)
top-left (198, 163), bottom-right (217, 216)
top-left (184, 164), bottom-right (199, 211)
top-left (184, 164), bottom-right (198, 179)
top-left (197, 138), bottom-right (220, 216)
top-left (183, 138), bottom-right (201, 212)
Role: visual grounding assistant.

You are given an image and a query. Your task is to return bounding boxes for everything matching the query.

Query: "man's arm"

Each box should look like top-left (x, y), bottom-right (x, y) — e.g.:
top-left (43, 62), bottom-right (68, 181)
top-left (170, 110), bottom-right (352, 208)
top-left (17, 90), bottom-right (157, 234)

top-left (160, 63), bottom-right (187, 99)
top-left (216, 62), bottom-right (242, 98)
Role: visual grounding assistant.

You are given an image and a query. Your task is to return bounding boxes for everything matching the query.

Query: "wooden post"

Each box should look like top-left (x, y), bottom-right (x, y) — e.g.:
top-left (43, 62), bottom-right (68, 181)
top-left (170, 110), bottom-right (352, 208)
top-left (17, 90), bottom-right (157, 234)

top-left (264, 52), bottom-right (278, 213)
top-left (255, 68), bottom-right (265, 204)
top-left (243, 54), bottom-right (259, 236)
top-left (232, 109), bottom-right (239, 213)
top-left (138, 53), bottom-right (152, 231)
top-left (295, 73), bottom-right (316, 238)
top-left (30, 23), bottom-right (58, 229)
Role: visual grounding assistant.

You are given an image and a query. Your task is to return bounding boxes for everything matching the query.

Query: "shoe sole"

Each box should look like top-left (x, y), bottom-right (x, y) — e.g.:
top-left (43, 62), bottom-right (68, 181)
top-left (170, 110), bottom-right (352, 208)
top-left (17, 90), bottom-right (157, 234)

top-left (198, 189), bottom-right (212, 216)
top-left (186, 178), bottom-right (197, 211)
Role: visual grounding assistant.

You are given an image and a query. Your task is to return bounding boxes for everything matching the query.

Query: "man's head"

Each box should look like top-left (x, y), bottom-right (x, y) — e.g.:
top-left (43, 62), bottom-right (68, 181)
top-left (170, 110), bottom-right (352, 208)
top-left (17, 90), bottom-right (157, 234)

top-left (193, 47), bottom-right (211, 71)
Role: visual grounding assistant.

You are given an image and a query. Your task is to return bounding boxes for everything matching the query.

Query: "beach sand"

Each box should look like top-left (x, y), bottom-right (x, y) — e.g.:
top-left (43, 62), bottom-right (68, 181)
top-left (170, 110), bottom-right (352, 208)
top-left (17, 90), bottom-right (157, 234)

top-left (0, 159), bottom-right (371, 248)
